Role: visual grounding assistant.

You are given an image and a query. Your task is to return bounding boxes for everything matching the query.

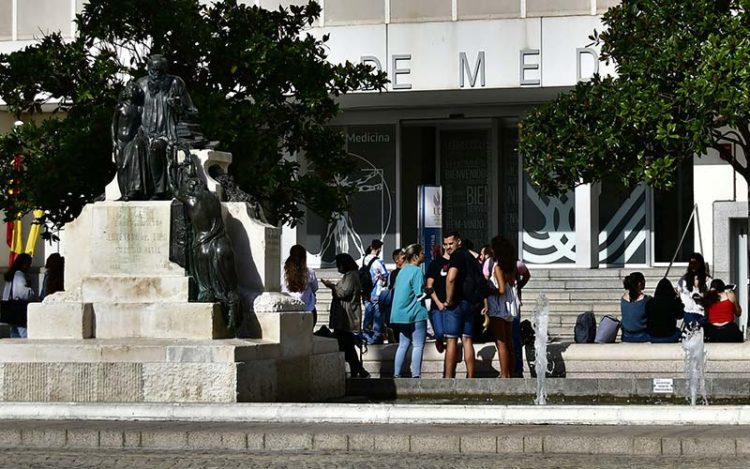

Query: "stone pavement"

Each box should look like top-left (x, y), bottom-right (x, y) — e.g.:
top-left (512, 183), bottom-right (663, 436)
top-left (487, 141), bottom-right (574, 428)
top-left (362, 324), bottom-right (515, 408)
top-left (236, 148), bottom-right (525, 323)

top-left (0, 448), bottom-right (747, 469)
top-left (0, 420), bottom-right (747, 459)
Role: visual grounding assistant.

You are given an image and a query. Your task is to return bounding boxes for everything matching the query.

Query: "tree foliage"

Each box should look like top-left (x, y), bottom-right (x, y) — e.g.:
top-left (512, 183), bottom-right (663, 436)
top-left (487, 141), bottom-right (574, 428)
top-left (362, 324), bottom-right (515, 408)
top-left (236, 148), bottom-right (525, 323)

top-left (519, 0), bottom-right (747, 197)
top-left (0, 0), bottom-right (387, 229)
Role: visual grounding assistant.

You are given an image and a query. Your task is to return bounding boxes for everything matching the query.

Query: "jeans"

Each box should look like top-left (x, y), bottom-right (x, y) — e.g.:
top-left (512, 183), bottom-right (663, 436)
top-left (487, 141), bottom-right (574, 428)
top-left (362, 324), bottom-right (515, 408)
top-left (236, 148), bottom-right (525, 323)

top-left (429, 308), bottom-right (445, 341)
top-left (363, 300), bottom-right (383, 344)
top-left (393, 320), bottom-right (427, 378)
top-left (444, 301), bottom-right (474, 338)
top-left (650, 328), bottom-right (681, 343)
top-left (10, 326), bottom-right (27, 338)
top-left (683, 312), bottom-right (706, 329)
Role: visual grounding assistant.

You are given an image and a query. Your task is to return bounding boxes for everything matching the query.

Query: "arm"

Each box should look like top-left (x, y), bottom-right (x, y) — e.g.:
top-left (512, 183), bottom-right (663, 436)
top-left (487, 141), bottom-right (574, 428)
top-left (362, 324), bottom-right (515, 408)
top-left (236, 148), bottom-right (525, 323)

top-left (727, 290), bottom-right (742, 316)
top-left (494, 265), bottom-right (506, 295)
top-left (516, 262), bottom-right (530, 290)
top-left (445, 267), bottom-right (458, 307)
top-left (426, 276), bottom-right (445, 311)
top-left (310, 270), bottom-right (319, 295)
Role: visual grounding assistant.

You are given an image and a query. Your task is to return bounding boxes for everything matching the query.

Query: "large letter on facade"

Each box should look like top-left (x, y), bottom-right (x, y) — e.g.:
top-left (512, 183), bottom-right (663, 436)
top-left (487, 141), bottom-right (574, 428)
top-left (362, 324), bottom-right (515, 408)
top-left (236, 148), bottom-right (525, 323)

top-left (392, 54), bottom-right (412, 90)
top-left (520, 49), bottom-right (540, 86)
top-left (576, 48), bottom-right (599, 82)
top-left (459, 51), bottom-right (486, 88)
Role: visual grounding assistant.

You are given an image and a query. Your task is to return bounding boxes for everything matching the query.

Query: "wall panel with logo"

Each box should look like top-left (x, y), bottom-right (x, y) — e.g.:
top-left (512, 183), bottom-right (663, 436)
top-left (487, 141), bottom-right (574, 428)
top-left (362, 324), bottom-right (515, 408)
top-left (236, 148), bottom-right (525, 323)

top-left (304, 125), bottom-right (397, 266)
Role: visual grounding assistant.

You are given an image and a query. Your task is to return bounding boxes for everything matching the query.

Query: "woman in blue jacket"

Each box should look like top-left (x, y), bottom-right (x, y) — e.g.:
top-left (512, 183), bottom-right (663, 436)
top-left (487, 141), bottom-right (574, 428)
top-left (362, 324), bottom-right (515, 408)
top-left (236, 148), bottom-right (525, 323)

top-left (391, 244), bottom-right (429, 378)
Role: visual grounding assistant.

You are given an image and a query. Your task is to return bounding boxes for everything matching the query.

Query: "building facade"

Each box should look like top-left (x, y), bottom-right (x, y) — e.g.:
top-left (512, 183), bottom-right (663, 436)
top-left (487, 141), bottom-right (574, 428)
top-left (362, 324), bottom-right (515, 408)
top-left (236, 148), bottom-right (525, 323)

top-left (1, 1), bottom-right (747, 289)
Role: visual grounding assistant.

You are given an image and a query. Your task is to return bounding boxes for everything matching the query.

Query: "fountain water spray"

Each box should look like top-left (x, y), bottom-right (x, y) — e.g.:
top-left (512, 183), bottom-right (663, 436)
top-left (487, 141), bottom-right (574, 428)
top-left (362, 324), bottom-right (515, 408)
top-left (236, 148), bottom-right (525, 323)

top-left (681, 325), bottom-right (708, 406)
top-left (532, 294), bottom-right (551, 405)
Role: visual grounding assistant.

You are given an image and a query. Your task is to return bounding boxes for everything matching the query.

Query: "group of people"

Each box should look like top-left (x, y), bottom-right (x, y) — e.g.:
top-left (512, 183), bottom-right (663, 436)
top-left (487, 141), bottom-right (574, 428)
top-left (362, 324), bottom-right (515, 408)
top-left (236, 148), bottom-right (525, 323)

top-left (1, 253), bottom-right (65, 338)
top-left (620, 252), bottom-right (744, 343)
top-left (281, 231), bottom-right (530, 379)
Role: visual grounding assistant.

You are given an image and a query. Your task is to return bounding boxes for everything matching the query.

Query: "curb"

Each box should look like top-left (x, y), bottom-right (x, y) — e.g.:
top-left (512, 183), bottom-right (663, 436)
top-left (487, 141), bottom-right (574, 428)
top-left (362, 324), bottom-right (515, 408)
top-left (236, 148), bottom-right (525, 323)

top-left (0, 402), bottom-right (749, 426)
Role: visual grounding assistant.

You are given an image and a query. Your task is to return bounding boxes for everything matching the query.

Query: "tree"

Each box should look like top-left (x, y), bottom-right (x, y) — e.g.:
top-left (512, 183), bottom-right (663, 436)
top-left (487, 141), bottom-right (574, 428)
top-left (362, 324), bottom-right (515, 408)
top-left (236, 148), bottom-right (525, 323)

top-left (0, 0), bottom-right (387, 231)
top-left (519, 0), bottom-right (750, 272)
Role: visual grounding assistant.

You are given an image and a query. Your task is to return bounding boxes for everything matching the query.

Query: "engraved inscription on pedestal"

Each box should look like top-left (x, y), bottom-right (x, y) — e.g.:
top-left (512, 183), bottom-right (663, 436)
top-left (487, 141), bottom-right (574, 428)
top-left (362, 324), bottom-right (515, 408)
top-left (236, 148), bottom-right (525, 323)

top-left (89, 202), bottom-right (184, 276)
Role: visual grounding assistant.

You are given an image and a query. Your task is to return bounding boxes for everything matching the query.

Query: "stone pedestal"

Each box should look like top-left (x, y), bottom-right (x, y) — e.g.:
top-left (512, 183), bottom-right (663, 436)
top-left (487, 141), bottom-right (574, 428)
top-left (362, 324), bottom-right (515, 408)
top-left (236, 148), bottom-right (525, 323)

top-left (3, 163), bottom-right (344, 401)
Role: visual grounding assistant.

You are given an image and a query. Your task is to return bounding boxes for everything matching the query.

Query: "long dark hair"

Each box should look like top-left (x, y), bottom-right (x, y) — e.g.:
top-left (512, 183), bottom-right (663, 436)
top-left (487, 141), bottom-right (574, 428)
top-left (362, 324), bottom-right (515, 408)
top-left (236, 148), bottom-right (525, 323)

top-left (653, 278), bottom-right (676, 299)
top-left (284, 245), bottom-right (308, 293)
top-left (490, 236), bottom-right (517, 277)
top-left (4, 253), bottom-right (32, 282)
top-left (44, 253), bottom-right (65, 295)
top-left (335, 253), bottom-right (358, 274)
top-left (683, 252), bottom-right (708, 293)
top-left (702, 279), bottom-right (727, 309)
top-left (623, 272), bottom-right (645, 302)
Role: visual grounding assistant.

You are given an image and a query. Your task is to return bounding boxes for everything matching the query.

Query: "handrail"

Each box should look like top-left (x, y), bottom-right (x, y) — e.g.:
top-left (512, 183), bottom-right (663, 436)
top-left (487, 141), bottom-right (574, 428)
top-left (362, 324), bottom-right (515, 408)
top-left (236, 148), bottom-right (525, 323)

top-left (664, 203), bottom-right (700, 279)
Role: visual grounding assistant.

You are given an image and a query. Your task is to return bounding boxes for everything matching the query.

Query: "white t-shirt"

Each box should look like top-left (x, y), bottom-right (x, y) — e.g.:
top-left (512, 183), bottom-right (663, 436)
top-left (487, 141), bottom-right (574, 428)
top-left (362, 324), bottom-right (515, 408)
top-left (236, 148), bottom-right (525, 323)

top-left (677, 275), bottom-right (711, 315)
top-left (281, 267), bottom-right (318, 312)
top-left (2, 271), bottom-right (37, 301)
top-left (363, 254), bottom-right (389, 299)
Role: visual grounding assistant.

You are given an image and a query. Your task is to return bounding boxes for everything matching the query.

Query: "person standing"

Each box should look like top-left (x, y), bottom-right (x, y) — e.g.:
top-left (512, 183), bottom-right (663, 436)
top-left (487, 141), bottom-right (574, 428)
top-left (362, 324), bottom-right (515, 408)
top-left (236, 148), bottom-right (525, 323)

top-left (513, 259), bottom-right (531, 377)
top-left (426, 243), bottom-right (450, 355)
top-left (391, 244), bottom-right (429, 378)
top-left (483, 236), bottom-right (517, 378)
top-left (281, 245), bottom-right (319, 328)
top-left (362, 239), bottom-right (389, 344)
top-left (321, 254), bottom-right (369, 378)
top-left (2, 253), bottom-right (37, 338)
top-left (442, 231), bottom-right (478, 378)
top-left (381, 248), bottom-right (405, 341)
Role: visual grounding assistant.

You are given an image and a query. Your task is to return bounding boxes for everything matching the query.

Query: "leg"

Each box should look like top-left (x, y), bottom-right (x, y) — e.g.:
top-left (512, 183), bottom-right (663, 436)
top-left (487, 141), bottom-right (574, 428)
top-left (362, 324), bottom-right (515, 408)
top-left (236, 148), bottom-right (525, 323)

top-left (334, 329), bottom-right (364, 376)
top-left (459, 301), bottom-right (476, 378)
top-left (411, 320), bottom-right (427, 378)
top-left (311, 308), bottom-right (318, 330)
top-left (393, 324), bottom-right (414, 378)
top-left (371, 301), bottom-right (383, 343)
top-left (491, 318), bottom-right (512, 378)
top-left (363, 301), bottom-right (374, 332)
top-left (462, 336), bottom-right (476, 378)
top-left (444, 338), bottom-right (459, 378)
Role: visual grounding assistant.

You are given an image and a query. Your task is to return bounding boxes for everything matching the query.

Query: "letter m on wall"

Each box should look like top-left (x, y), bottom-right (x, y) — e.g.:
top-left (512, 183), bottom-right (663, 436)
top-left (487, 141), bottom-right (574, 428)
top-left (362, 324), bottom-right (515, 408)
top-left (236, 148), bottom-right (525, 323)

top-left (459, 51), bottom-right (486, 88)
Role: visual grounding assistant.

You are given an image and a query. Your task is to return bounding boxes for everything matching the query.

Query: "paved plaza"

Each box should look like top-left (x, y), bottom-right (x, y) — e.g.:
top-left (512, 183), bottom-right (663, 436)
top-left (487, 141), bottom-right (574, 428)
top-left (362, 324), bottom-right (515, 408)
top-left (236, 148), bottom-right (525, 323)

top-left (0, 447), bottom-right (747, 469)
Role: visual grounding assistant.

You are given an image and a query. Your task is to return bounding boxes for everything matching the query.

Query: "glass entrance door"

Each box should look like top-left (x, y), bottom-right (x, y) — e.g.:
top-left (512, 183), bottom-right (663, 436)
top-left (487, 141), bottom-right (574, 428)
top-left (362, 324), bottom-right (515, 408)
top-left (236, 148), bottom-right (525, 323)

top-left (439, 129), bottom-right (491, 245)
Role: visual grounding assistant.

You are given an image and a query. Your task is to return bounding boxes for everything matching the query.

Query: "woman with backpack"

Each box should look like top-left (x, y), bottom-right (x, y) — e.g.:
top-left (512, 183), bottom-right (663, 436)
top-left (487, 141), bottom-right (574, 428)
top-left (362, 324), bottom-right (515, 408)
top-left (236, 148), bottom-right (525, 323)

top-left (391, 244), bottom-right (429, 378)
top-left (483, 236), bottom-right (518, 378)
top-left (321, 253), bottom-right (370, 378)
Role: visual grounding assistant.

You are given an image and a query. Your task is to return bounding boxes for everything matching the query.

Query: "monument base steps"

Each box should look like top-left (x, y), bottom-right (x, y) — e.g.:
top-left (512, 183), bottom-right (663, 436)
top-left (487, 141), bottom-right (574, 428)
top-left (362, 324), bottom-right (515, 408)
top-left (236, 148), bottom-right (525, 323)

top-left (0, 332), bottom-right (343, 403)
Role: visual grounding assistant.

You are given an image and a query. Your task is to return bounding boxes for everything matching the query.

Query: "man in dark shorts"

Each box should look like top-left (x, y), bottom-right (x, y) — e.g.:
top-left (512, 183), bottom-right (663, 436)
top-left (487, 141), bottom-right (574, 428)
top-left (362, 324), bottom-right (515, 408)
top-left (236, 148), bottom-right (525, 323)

top-left (442, 231), bottom-right (477, 378)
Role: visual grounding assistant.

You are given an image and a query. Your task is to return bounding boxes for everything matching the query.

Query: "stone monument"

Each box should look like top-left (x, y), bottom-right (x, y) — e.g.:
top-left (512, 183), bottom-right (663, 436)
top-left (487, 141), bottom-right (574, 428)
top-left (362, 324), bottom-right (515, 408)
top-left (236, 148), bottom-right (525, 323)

top-left (0, 56), bottom-right (345, 403)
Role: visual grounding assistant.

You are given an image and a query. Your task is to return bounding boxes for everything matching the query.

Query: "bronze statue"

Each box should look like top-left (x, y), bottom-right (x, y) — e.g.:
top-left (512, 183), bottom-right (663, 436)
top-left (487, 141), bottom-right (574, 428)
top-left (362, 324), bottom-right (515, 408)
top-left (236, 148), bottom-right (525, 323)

top-left (113, 55), bottom-right (198, 200)
top-left (175, 160), bottom-right (240, 333)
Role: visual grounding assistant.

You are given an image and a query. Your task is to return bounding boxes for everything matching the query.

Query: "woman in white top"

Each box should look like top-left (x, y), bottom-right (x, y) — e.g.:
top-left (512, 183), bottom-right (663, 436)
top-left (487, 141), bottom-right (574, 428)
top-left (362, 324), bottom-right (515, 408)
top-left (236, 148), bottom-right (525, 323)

top-left (2, 253), bottom-right (37, 338)
top-left (677, 252), bottom-right (711, 329)
top-left (281, 245), bottom-right (319, 329)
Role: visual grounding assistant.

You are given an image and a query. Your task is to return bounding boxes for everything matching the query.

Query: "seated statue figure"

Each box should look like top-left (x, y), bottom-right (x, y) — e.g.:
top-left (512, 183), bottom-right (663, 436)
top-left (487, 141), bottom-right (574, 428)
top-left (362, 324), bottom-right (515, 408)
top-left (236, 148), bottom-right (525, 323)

top-left (175, 160), bottom-right (240, 333)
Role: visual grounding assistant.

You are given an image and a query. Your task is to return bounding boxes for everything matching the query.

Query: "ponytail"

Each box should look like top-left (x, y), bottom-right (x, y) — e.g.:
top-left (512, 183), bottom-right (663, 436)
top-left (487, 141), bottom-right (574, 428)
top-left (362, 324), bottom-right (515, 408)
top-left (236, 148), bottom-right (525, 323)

top-left (623, 272), bottom-right (645, 302)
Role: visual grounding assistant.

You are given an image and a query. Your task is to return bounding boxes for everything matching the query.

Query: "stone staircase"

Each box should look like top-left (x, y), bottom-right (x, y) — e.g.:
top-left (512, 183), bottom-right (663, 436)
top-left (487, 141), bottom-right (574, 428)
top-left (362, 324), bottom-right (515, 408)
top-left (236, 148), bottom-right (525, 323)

top-left (313, 267), bottom-right (679, 341)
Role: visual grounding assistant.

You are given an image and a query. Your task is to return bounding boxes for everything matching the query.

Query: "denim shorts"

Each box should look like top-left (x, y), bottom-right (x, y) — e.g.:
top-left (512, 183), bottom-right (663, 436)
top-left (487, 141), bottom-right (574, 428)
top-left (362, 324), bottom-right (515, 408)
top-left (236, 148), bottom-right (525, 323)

top-left (443, 300), bottom-right (474, 339)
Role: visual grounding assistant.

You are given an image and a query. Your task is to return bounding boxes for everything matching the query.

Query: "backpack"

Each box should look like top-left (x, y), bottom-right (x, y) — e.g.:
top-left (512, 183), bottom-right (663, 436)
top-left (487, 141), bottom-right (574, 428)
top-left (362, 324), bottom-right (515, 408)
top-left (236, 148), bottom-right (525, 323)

top-left (358, 257), bottom-right (379, 302)
top-left (463, 257), bottom-right (490, 305)
top-left (574, 312), bottom-right (597, 343)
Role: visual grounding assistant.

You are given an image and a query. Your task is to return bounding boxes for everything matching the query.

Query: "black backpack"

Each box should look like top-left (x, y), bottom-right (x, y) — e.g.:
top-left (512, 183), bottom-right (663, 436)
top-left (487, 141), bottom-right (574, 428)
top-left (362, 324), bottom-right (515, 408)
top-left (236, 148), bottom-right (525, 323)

top-left (358, 257), bottom-right (378, 302)
top-left (463, 257), bottom-right (490, 305)
top-left (574, 312), bottom-right (597, 343)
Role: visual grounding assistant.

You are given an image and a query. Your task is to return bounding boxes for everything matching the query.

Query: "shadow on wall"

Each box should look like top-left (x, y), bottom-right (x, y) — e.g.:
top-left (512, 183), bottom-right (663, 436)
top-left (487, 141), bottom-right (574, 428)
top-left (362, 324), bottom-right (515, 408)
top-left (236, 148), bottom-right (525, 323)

top-left (526, 342), bottom-right (570, 378)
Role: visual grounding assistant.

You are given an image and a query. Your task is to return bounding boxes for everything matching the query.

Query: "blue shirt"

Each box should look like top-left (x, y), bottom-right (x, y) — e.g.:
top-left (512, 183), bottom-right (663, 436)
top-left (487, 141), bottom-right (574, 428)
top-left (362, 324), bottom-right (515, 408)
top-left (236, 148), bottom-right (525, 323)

top-left (621, 295), bottom-right (651, 335)
top-left (390, 264), bottom-right (428, 324)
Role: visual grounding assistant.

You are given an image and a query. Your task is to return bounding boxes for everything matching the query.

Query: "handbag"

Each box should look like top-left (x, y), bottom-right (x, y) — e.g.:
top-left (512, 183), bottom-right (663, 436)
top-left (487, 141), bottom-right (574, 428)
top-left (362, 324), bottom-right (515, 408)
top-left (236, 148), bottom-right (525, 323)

top-left (595, 315), bottom-right (621, 343)
top-left (0, 281), bottom-right (29, 327)
top-left (504, 282), bottom-right (520, 319)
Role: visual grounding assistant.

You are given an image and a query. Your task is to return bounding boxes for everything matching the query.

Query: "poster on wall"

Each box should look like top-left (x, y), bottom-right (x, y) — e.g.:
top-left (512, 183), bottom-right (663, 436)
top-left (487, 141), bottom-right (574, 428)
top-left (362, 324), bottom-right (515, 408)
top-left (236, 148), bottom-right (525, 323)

top-left (418, 185), bottom-right (442, 270)
top-left (440, 130), bottom-right (490, 246)
top-left (304, 125), bottom-right (397, 266)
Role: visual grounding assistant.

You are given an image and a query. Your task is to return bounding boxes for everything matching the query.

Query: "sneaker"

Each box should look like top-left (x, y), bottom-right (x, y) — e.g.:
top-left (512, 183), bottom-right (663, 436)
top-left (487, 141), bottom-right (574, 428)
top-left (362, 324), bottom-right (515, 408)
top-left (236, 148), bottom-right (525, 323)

top-left (435, 340), bottom-right (444, 353)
